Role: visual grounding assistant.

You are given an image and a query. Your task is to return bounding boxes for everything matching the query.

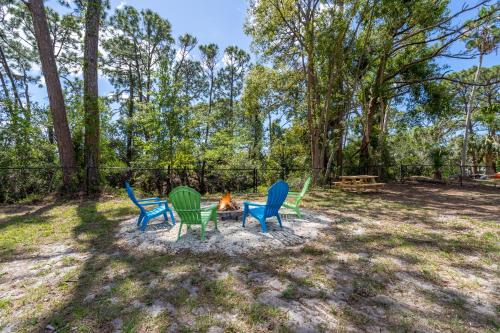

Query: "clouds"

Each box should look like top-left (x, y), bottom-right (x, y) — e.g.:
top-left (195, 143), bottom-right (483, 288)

top-left (175, 48), bottom-right (191, 62)
top-left (116, 1), bottom-right (126, 10)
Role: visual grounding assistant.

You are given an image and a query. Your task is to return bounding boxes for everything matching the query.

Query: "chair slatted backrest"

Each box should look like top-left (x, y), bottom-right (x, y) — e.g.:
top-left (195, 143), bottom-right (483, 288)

top-left (169, 186), bottom-right (202, 224)
top-left (300, 177), bottom-right (311, 197)
top-left (264, 180), bottom-right (289, 217)
top-left (125, 181), bottom-right (146, 214)
top-left (294, 177), bottom-right (311, 205)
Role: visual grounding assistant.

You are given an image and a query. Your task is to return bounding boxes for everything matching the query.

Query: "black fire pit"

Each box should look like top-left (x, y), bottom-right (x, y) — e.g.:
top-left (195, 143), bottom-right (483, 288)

top-left (217, 209), bottom-right (243, 221)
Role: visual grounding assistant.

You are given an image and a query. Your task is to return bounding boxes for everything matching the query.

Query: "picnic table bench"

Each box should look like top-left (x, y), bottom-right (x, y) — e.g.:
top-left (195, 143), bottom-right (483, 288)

top-left (334, 175), bottom-right (385, 192)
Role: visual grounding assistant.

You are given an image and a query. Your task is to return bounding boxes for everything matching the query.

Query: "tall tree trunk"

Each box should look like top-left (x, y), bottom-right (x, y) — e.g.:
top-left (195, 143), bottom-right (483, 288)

top-left (200, 69), bottom-right (215, 194)
top-left (378, 100), bottom-right (391, 178)
top-left (27, 0), bottom-right (76, 191)
top-left (20, 64), bottom-right (31, 122)
top-left (268, 111), bottom-right (273, 147)
top-left (484, 148), bottom-right (495, 175)
top-left (0, 69), bottom-right (20, 148)
top-left (360, 97), bottom-right (377, 173)
top-left (0, 69), bottom-right (14, 116)
top-left (460, 53), bottom-right (483, 179)
top-left (126, 68), bottom-right (134, 166)
top-left (320, 59), bottom-right (336, 180)
top-left (360, 45), bottom-right (388, 173)
top-left (467, 121), bottom-right (479, 174)
top-left (305, 49), bottom-right (321, 181)
top-left (0, 45), bottom-right (23, 112)
top-left (484, 96), bottom-right (497, 175)
top-left (229, 68), bottom-right (234, 132)
top-left (83, 0), bottom-right (101, 195)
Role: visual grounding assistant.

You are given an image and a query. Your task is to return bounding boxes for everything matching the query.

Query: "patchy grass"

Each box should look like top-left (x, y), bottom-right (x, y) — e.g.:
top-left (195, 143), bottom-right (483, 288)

top-left (246, 302), bottom-right (288, 327)
top-left (281, 284), bottom-right (301, 300)
top-left (0, 184), bottom-right (498, 332)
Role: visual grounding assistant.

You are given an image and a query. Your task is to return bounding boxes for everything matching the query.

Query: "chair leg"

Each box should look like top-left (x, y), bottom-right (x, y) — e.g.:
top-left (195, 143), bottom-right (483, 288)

top-left (242, 210), bottom-right (247, 227)
top-left (259, 218), bottom-right (267, 233)
top-left (169, 209), bottom-right (176, 225)
top-left (201, 223), bottom-right (206, 241)
top-left (213, 211), bottom-right (218, 231)
top-left (296, 207), bottom-right (302, 218)
top-left (276, 214), bottom-right (283, 229)
top-left (163, 211), bottom-right (168, 223)
top-left (141, 217), bottom-right (150, 232)
top-left (137, 213), bottom-right (144, 226)
top-left (177, 223), bottom-right (183, 241)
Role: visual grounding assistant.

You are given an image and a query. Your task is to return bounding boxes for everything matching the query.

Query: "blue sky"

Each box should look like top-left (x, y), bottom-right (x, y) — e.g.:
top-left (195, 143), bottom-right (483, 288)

top-left (36, 0), bottom-right (498, 103)
top-left (441, 0), bottom-right (498, 71)
top-left (111, 0), bottom-right (252, 52)
top-left (103, 0), bottom-right (497, 70)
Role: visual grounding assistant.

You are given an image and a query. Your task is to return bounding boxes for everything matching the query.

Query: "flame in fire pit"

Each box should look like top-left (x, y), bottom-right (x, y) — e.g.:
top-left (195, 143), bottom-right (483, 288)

top-left (218, 192), bottom-right (240, 211)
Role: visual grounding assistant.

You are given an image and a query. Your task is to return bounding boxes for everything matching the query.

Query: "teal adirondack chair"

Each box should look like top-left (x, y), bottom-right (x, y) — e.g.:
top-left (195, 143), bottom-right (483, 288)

top-left (169, 186), bottom-right (218, 241)
top-left (125, 181), bottom-right (175, 232)
top-left (242, 180), bottom-right (289, 232)
top-left (282, 177), bottom-right (311, 217)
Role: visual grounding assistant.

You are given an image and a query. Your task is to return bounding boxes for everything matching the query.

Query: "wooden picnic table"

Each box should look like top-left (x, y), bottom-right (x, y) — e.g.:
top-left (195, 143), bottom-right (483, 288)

top-left (334, 175), bottom-right (385, 192)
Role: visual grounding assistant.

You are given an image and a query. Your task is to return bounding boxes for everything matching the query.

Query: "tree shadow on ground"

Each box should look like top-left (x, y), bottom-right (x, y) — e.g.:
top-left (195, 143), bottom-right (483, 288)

top-left (12, 189), bottom-right (500, 332)
top-left (0, 201), bottom-right (62, 227)
top-left (379, 184), bottom-right (500, 221)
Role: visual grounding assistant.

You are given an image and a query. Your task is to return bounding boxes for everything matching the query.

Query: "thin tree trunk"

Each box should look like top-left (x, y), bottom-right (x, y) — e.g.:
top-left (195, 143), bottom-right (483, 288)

top-left (360, 49), bottom-right (388, 173)
top-left (268, 111), bottom-right (272, 147)
top-left (203, 69), bottom-right (215, 148)
top-left (20, 65), bottom-right (31, 122)
top-left (27, 0), bottom-right (76, 191)
top-left (126, 68), bottom-right (134, 166)
top-left (0, 45), bottom-right (23, 111)
top-left (460, 53), bottom-right (483, 179)
top-left (465, 121), bottom-right (479, 174)
top-left (200, 68), bottom-right (215, 194)
top-left (229, 68), bottom-right (234, 131)
top-left (18, 64), bottom-right (31, 145)
top-left (320, 58), bottom-right (336, 180)
top-left (306, 49), bottom-right (321, 180)
top-left (485, 97), bottom-right (497, 175)
top-left (360, 97), bottom-right (376, 172)
top-left (325, 144), bottom-right (336, 181)
top-left (0, 69), bottom-right (20, 148)
top-left (83, 0), bottom-right (101, 195)
top-left (484, 128), bottom-right (496, 174)
top-left (0, 69), bottom-right (14, 115)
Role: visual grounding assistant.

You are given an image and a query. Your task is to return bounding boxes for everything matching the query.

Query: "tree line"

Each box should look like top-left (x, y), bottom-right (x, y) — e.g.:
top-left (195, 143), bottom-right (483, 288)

top-left (0, 0), bottom-right (498, 197)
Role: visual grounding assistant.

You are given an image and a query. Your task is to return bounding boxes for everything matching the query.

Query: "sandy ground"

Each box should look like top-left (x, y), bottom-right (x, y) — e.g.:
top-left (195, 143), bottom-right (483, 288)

top-left (116, 206), bottom-right (333, 255)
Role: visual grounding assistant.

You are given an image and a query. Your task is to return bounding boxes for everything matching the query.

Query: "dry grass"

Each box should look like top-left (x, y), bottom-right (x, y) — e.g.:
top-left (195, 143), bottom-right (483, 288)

top-left (0, 184), bottom-right (498, 332)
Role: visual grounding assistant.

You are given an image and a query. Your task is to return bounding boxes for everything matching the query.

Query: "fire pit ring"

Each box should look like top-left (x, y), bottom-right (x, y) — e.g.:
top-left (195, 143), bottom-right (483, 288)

top-left (217, 209), bottom-right (243, 221)
top-left (217, 192), bottom-right (243, 221)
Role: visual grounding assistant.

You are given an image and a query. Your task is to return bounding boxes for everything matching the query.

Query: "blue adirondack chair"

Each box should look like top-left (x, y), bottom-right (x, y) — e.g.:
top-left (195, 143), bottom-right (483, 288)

top-left (242, 180), bottom-right (289, 232)
top-left (125, 181), bottom-right (175, 232)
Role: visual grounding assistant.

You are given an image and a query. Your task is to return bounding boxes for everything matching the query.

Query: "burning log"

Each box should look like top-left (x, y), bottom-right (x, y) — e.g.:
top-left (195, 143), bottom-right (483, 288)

top-left (218, 192), bottom-right (240, 211)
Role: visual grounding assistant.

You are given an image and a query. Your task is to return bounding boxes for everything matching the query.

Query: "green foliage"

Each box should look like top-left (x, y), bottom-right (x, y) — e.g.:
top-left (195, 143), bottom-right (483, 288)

top-left (0, 0), bottom-right (499, 201)
top-left (429, 147), bottom-right (448, 178)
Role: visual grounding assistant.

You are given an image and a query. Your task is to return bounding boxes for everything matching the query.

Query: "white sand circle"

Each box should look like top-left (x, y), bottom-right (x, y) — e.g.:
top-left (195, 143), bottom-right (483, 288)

top-left (116, 204), bottom-right (333, 255)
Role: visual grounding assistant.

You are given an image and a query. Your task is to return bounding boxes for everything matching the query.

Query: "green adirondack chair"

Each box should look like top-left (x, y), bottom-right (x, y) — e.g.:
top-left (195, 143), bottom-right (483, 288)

top-left (169, 186), bottom-right (218, 241)
top-left (282, 177), bottom-right (311, 217)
